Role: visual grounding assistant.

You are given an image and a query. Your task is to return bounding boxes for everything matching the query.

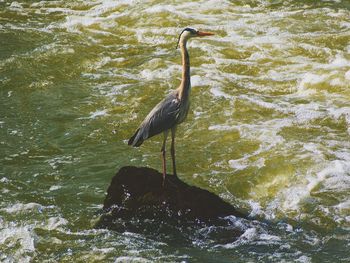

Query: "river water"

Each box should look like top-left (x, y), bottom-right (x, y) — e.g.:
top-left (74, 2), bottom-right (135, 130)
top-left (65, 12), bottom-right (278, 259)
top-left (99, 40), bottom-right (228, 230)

top-left (1, 0), bottom-right (349, 262)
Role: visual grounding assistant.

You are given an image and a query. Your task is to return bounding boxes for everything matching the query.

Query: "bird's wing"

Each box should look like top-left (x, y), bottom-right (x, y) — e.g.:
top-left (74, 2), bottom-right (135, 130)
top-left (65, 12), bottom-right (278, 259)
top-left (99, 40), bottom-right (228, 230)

top-left (139, 92), bottom-right (181, 140)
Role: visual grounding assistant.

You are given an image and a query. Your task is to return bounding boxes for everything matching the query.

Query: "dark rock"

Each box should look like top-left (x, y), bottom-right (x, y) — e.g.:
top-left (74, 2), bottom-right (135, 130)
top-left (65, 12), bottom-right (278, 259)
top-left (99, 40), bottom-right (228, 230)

top-left (95, 166), bottom-right (246, 232)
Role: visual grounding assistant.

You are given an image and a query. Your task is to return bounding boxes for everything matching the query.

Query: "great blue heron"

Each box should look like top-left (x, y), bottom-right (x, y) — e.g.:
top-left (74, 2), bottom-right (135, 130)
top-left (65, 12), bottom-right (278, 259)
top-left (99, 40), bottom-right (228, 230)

top-left (128, 27), bottom-right (214, 184)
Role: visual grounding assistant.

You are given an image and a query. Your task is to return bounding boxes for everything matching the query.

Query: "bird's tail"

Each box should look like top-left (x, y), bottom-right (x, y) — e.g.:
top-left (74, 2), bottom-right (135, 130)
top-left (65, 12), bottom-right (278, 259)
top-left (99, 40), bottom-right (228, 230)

top-left (128, 128), bottom-right (144, 147)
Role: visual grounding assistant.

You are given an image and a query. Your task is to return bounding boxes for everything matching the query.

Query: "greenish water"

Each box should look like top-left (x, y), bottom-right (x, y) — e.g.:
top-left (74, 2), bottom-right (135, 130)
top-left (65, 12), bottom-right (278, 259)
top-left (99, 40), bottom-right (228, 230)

top-left (1, 0), bottom-right (350, 262)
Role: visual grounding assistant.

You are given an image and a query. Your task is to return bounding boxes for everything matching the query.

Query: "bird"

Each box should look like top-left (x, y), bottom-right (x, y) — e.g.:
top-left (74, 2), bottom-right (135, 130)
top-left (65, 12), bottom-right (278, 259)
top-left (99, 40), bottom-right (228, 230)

top-left (128, 27), bottom-right (214, 185)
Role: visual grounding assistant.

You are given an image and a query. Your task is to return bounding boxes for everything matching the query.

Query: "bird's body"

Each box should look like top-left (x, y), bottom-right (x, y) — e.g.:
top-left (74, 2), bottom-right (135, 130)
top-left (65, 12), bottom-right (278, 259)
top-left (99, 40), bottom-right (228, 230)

top-left (128, 90), bottom-right (190, 147)
top-left (128, 28), bottom-right (214, 184)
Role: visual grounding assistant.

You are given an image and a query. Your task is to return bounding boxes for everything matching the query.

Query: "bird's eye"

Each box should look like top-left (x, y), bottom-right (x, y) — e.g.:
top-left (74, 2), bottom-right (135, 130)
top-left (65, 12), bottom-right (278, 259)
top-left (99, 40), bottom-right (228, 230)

top-left (191, 29), bottom-right (198, 35)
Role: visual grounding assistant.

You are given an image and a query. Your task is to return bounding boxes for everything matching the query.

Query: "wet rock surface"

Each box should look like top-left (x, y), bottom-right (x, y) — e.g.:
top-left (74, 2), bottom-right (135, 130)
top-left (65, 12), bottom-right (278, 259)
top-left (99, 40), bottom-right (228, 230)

top-left (95, 166), bottom-right (246, 234)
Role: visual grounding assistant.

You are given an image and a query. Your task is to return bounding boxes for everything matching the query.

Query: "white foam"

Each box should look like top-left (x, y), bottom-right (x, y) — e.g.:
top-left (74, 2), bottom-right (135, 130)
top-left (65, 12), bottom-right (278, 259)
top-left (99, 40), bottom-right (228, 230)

top-left (89, 109), bottom-right (109, 119)
top-left (229, 156), bottom-right (265, 171)
top-left (9, 1), bottom-right (23, 9)
top-left (49, 185), bottom-right (62, 191)
top-left (2, 1), bottom-right (349, 253)
top-left (191, 75), bottom-right (203, 87)
top-left (345, 70), bottom-right (350, 80)
top-left (321, 160), bottom-right (350, 191)
top-left (239, 119), bottom-right (289, 154)
top-left (0, 177), bottom-right (10, 183)
top-left (115, 256), bottom-right (151, 263)
top-left (297, 73), bottom-right (326, 95)
top-left (145, 5), bottom-right (179, 14)
top-left (57, 0), bottom-right (134, 33)
top-left (46, 217), bottom-right (68, 230)
top-left (140, 65), bottom-right (179, 81)
top-left (303, 143), bottom-right (324, 158)
top-left (104, 84), bottom-right (131, 97)
top-left (292, 103), bottom-right (325, 123)
top-left (296, 255), bottom-right (312, 263)
top-left (240, 227), bottom-right (257, 240)
top-left (259, 233), bottom-right (281, 242)
top-left (330, 78), bottom-right (343, 86)
top-left (0, 225), bottom-right (36, 262)
top-left (335, 200), bottom-right (350, 211)
top-left (228, 159), bottom-right (248, 170)
top-left (247, 200), bottom-right (263, 217)
top-left (266, 160), bottom-right (350, 217)
top-left (91, 56), bottom-right (113, 69)
top-left (324, 55), bottom-right (349, 69)
top-left (220, 226), bottom-right (280, 249)
top-left (327, 107), bottom-right (350, 123)
top-left (239, 95), bottom-right (284, 112)
top-left (136, 33), bottom-right (169, 45)
top-left (210, 87), bottom-right (233, 99)
top-left (48, 156), bottom-right (75, 169)
top-left (2, 202), bottom-right (42, 214)
top-left (90, 0), bottom-right (136, 15)
top-left (63, 16), bottom-right (104, 33)
top-left (208, 124), bottom-right (235, 131)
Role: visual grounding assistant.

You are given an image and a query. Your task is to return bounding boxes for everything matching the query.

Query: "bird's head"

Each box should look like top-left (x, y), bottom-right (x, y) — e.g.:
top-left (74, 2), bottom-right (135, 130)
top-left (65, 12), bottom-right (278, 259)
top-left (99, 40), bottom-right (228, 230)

top-left (176, 27), bottom-right (214, 48)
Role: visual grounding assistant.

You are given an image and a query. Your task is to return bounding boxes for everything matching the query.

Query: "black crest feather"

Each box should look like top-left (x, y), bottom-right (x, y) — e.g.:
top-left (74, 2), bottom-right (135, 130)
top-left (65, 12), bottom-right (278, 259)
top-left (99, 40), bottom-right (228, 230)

top-left (176, 27), bottom-right (197, 49)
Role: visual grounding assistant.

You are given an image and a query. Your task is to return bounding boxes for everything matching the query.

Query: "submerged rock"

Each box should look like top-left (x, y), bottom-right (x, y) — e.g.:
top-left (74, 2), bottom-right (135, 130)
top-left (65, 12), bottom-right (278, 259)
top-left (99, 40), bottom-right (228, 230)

top-left (95, 166), bottom-right (246, 232)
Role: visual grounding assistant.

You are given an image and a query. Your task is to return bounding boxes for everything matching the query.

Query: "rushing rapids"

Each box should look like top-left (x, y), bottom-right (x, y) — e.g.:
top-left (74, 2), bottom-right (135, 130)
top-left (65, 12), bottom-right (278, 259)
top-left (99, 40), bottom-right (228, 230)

top-left (0, 0), bottom-right (349, 262)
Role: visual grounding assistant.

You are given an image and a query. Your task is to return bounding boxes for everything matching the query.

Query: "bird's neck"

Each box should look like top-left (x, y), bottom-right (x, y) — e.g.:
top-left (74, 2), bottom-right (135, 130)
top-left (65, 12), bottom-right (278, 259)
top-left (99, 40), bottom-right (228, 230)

top-left (178, 41), bottom-right (191, 100)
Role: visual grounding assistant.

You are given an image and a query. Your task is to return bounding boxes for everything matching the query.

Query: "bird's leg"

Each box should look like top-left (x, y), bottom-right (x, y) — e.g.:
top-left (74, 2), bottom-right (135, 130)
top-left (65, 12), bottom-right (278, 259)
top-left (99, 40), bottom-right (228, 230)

top-left (170, 127), bottom-right (177, 177)
top-left (161, 131), bottom-right (168, 186)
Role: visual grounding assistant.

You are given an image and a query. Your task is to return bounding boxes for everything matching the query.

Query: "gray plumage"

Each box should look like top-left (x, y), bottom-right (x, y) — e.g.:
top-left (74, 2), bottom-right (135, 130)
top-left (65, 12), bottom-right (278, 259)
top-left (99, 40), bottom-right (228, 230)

top-left (128, 27), bottom-right (214, 182)
top-left (128, 91), bottom-right (189, 147)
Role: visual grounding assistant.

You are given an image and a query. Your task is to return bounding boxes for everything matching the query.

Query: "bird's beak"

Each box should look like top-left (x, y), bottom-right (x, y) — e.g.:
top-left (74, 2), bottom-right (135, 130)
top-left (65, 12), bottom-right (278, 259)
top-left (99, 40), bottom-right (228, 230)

top-left (197, 31), bottom-right (215, 37)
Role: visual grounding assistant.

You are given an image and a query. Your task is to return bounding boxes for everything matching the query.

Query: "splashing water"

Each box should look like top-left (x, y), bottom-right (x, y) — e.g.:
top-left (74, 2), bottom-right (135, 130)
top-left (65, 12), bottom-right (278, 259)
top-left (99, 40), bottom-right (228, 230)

top-left (0, 0), bottom-right (349, 262)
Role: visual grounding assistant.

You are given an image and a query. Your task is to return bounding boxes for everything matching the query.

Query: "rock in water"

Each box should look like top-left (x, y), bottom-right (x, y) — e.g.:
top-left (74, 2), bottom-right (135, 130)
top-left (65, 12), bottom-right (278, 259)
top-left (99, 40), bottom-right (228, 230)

top-left (95, 166), bottom-right (246, 231)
